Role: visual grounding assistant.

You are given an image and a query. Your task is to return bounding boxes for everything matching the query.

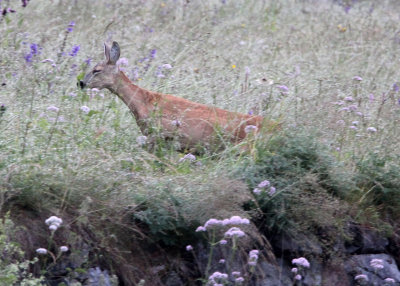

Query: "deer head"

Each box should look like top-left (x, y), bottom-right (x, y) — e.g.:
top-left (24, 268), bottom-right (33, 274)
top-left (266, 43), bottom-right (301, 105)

top-left (79, 41), bottom-right (121, 90)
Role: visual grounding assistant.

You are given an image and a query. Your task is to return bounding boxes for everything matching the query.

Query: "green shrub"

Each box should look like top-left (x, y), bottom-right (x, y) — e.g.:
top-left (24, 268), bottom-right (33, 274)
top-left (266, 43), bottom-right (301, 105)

top-left (0, 213), bottom-right (44, 286)
top-left (236, 132), bottom-right (353, 235)
top-left (356, 153), bottom-right (400, 219)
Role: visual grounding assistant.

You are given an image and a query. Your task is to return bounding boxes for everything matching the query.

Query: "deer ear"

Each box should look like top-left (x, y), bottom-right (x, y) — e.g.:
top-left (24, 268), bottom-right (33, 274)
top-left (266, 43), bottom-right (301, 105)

top-left (104, 42), bottom-right (111, 63)
top-left (109, 41), bottom-right (120, 65)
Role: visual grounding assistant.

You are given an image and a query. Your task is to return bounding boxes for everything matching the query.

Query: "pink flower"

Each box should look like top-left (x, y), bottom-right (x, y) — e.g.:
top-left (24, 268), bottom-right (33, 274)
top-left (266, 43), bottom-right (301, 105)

top-left (224, 227), bottom-right (245, 238)
top-left (80, 106), bottom-right (90, 114)
top-left (258, 180), bottom-right (270, 188)
top-left (295, 274), bottom-right (302, 280)
top-left (354, 274), bottom-right (368, 281)
top-left (204, 218), bottom-right (223, 229)
top-left (353, 76), bottom-right (363, 81)
top-left (195, 226), bottom-right (206, 232)
top-left (292, 257), bottom-right (310, 268)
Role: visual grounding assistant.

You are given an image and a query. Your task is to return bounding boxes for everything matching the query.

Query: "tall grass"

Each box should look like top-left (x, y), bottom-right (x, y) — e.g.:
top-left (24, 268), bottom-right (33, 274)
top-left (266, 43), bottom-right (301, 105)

top-left (1, 0), bottom-right (400, 284)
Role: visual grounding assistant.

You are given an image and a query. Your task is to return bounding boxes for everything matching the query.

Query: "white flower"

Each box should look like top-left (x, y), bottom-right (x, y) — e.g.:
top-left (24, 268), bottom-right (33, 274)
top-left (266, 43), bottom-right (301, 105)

top-left (253, 188), bottom-right (261, 195)
top-left (291, 267), bottom-right (298, 273)
top-left (36, 248), bottom-right (48, 254)
top-left (244, 125), bottom-right (258, 134)
top-left (367, 127), bottom-right (377, 133)
top-left (80, 106), bottom-right (90, 114)
top-left (171, 120), bottom-right (181, 127)
top-left (186, 245), bottom-right (193, 251)
top-left (384, 278), bottom-right (396, 283)
top-left (219, 259), bottom-right (225, 264)
top-left (295, 274), bottom-right (302, 280)
top-left (136, 135), bottom-right (148, 146)
top-left (60, 246), bottom-right (69, 252)
top-left (45, 216), bottom-right (63, 231)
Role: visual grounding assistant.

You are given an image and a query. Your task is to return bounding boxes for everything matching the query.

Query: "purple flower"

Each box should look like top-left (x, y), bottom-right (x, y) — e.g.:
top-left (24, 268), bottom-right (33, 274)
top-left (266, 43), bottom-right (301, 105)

top-left (224, 227), bottom-right (245, 238)
top-left (204, 218), bottom-right (223, 229)
top-left (353, 76), bottom-right (363, 81)
top-left (67, 21), bottom-right (75, 32)
top-left (30, 43), bottom-right (39, 55)
top-left (150, 49), bottom-right (157, 59)
top-left (295, 274), bottom-right (302, 281)
top-left (186, 245), bottom-right (193, 251)
top-left (179, 153), bottom-right (196, 163)
top-left (393, 83), bottom-right (399, 92)
top-left (258, 180), bottom-right (270, 188)
top-left (80, 106), bottom-right (90, 114)
top-left (69, 45), bottom-right (80, 57)
top-left (253, 188), bottom-right (261, 195)
top-left (22, 0), bottom-right (28, 7)
top-left (244, 125), bottom-right (258, 134)
top-left (276, 85), bottom-right (289, 94)
top-left (219, 239), bottom-right (227, 245)
top-left (117, 57), bottom-right (129, 66)
top-left (195, 226), bottom-right (206, 232)
top-left (367, 127), bottom-right (377, 133)
top-left (85, 58), bottom-right (92, 66)
top-left (24, 53), bottom-right (33, 63)
top-left (354, 274), bottom-right (368, 281)
top-left (269, 186), bottom-right (276, 196)
top-left (47, 106), bottom-right (59, 112)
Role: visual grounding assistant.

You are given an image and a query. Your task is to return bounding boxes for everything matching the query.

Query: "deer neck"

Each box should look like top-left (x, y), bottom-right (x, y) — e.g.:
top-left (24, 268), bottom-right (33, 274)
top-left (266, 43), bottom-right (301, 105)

top-left (111, 71), bottom-right (155, 117)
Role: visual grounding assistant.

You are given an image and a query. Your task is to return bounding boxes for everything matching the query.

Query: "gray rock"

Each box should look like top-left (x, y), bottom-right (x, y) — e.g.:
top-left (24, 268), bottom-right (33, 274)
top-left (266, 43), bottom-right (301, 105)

top-left (345, 254), bottom-right (400, 285)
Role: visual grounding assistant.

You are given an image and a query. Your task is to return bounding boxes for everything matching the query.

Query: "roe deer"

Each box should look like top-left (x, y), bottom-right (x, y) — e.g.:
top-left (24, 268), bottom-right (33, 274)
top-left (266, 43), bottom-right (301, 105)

top-left (79, 41), bottom-right (278, 152)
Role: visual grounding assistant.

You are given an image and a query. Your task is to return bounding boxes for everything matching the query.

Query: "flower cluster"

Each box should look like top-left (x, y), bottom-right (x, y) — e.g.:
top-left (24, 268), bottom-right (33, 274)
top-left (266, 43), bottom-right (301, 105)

top-left (24, 43), bottom-right (41, 63)
top-left (208, 271), bottom-right (228, 285)
top-left (67, 21), bottom-right (75, 33)
top-left (198, 216), bottom-right (250, 231)
top-left (136, 135), bottom-right (148, 146)
top-left (276, 85), bottom-right (289, 95)
top-left (80, 106), bottom-right (90, 114)
top-left (224, 227), bottom-right (245, 238)
top-left (370, 258), bottom-right (384, 270)
top-left (253, 180), bottom-right (276, 196)
top-left (292, 257), bottom-right (310, 268)
top-left (354, 274), bottom-right (368, 281)
top-left (45, 216), bottom-right (63, 231)
top-left (384, 278), bottom-right (396, 284)
top-left (244, 125), bottom-right (258, 134)
top-left (179, 153), bottom-right (196, 163)
top-left (69, 45), bottom-right (80, 57)
top-left (248, 249), bottom-right (259, 266)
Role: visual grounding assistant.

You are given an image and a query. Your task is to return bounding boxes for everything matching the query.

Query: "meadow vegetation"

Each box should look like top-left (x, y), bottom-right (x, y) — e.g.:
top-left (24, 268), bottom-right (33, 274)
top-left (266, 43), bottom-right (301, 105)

top-left (1, 0), bottom-right (400, 285)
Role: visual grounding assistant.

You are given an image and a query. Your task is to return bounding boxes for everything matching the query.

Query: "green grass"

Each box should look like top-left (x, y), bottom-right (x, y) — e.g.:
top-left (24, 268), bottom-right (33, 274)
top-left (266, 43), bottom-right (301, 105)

top-left (1, 0), bottom-right (400, 284)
